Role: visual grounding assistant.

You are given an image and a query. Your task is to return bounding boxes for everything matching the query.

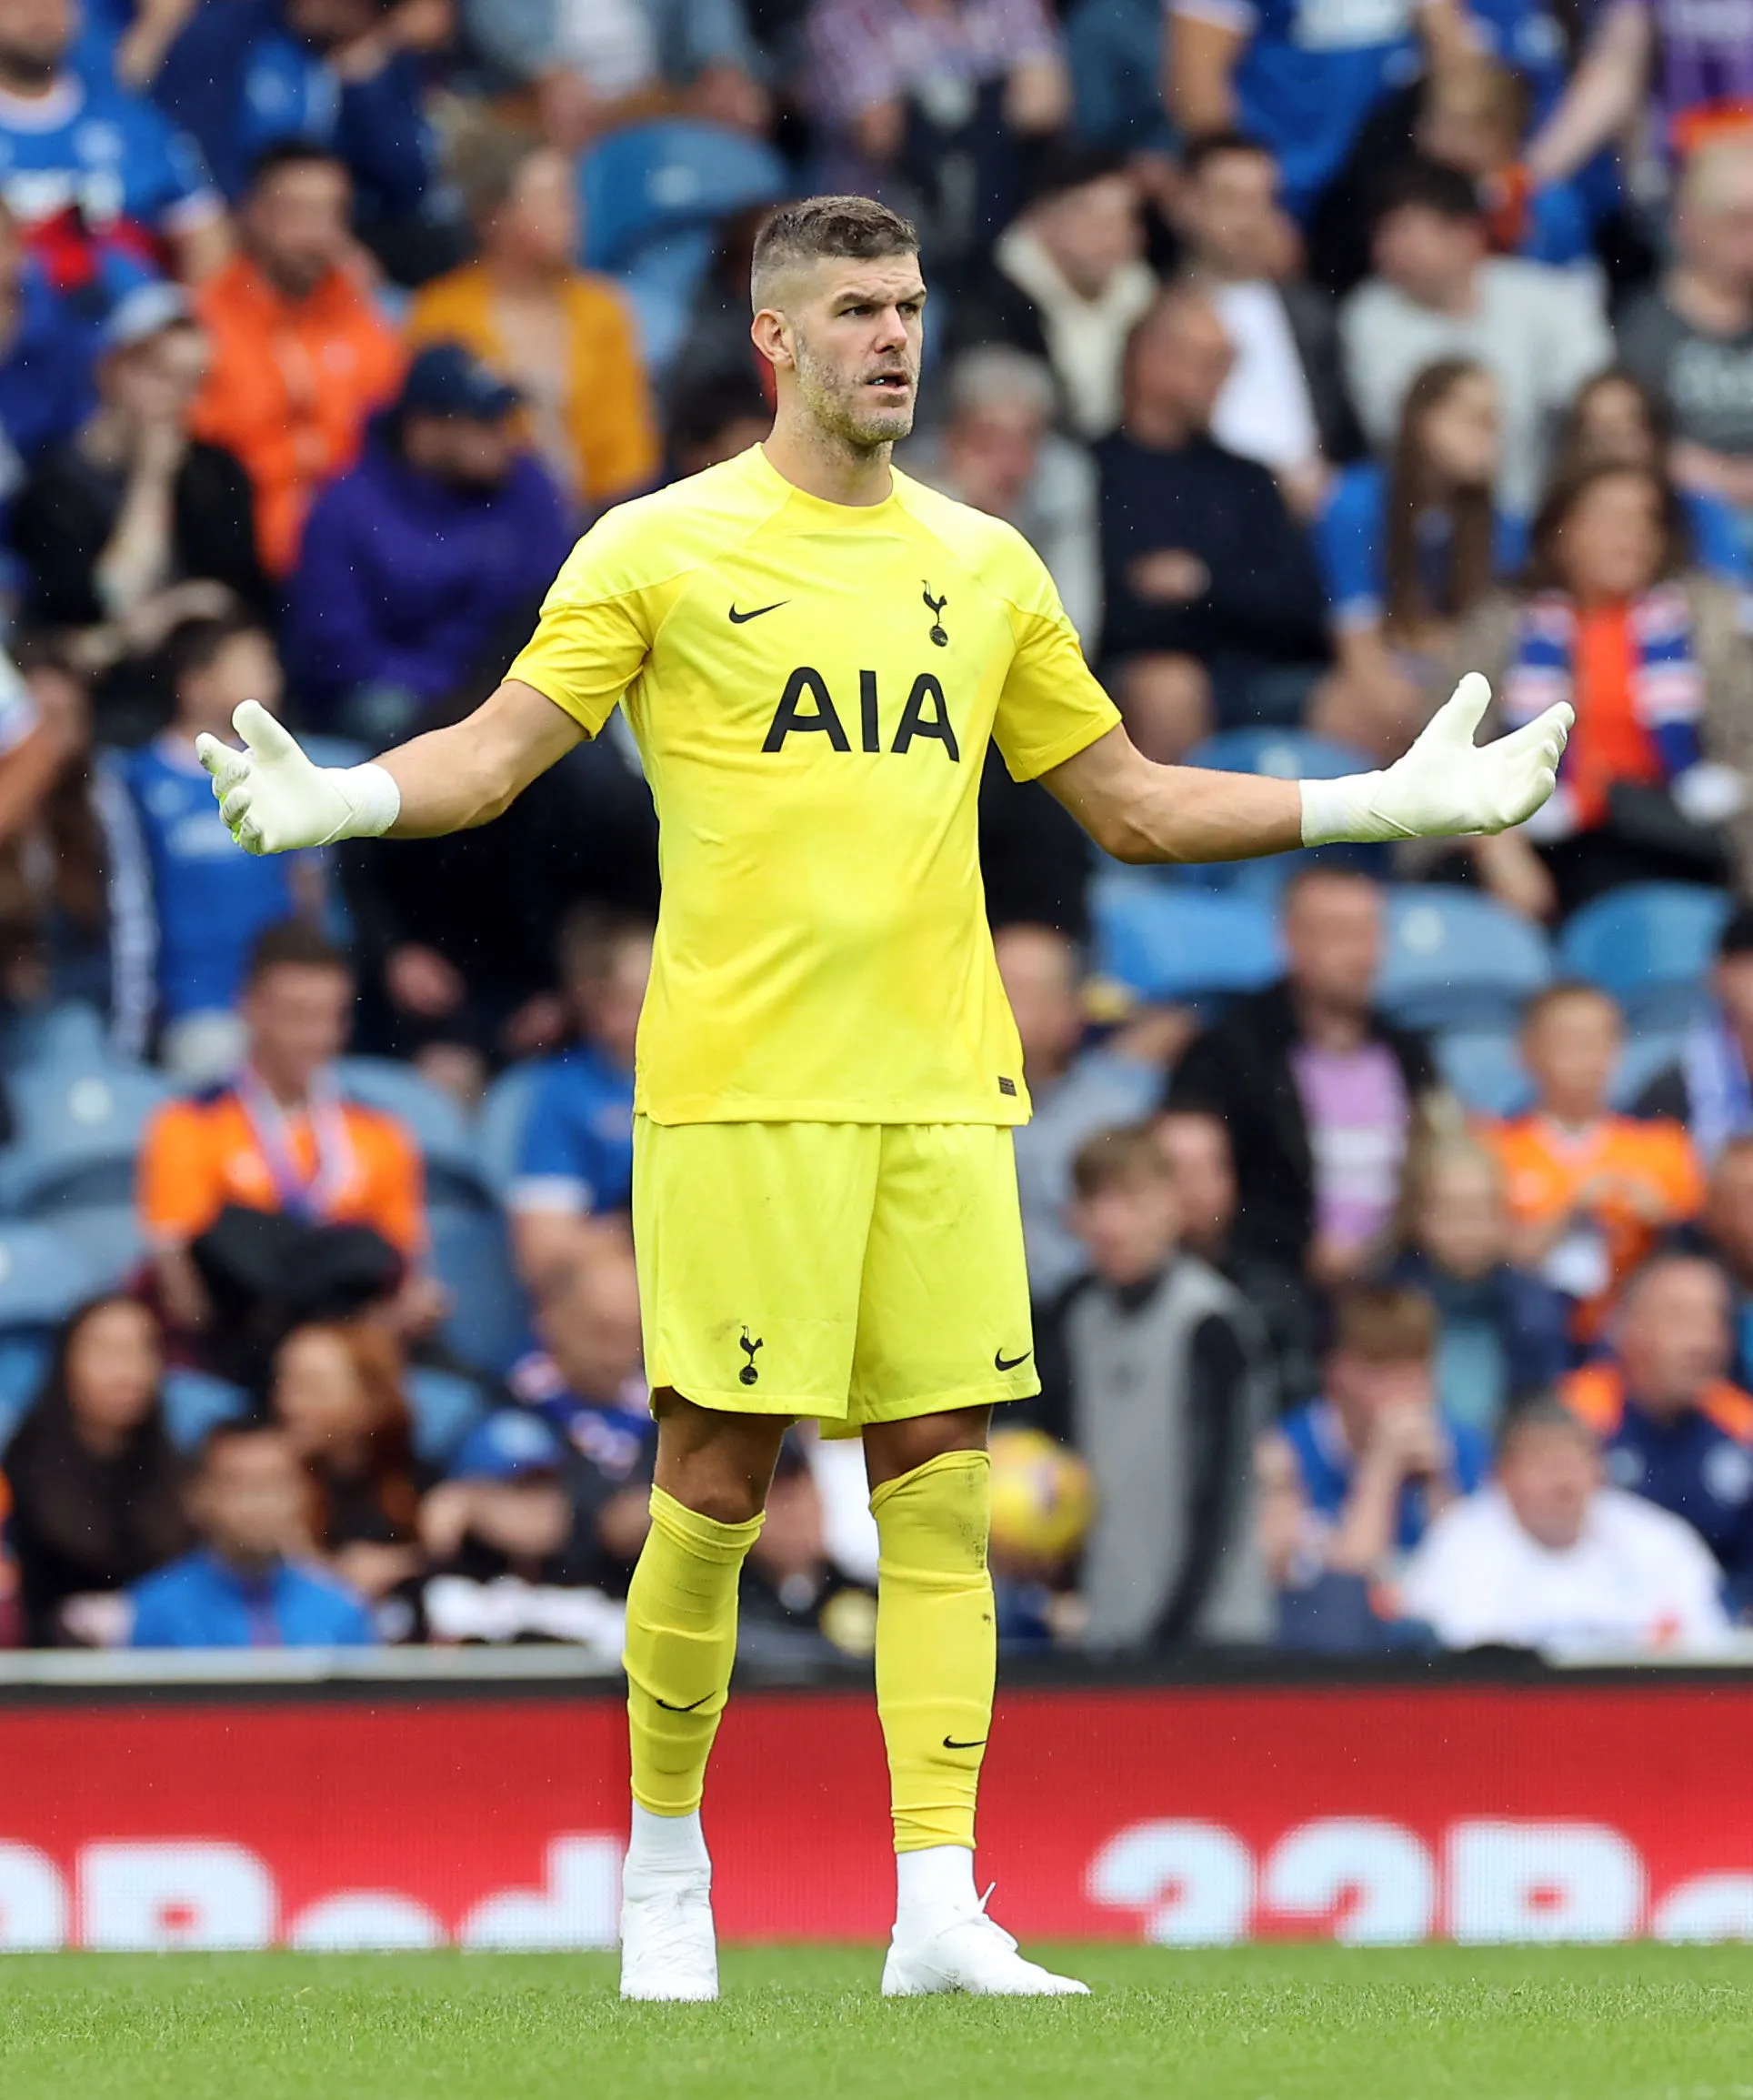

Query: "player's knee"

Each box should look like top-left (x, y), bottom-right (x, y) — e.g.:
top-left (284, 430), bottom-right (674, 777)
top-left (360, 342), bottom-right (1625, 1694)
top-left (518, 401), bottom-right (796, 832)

top-left (653, 1390), bottom-right (786, 1526)
top-left (866, 1406), bottom-right (991, 1492)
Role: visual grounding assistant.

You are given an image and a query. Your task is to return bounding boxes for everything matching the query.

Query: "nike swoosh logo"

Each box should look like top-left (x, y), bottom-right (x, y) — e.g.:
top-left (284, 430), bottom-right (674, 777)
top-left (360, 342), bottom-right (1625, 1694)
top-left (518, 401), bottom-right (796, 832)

top-left (728, 600), bottom-right (786, 623)
top-left (995, 1349), bottom-right (1032, 1372)
top-left (653, 1693), bottom-right (714, 1713)
top-left (943, 1735), bottom-right (987, 1750)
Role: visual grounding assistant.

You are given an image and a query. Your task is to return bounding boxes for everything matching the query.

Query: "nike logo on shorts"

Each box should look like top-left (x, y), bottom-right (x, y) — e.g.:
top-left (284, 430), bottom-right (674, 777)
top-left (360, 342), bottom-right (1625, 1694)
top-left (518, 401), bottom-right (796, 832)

top-left (994, 1348), bottom-right (1032, 1372)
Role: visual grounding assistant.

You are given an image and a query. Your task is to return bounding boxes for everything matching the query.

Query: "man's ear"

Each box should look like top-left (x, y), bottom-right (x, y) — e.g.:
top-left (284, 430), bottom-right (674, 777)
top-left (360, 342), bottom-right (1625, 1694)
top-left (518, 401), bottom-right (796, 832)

top-left (752, 308), bottom-right (794, 373)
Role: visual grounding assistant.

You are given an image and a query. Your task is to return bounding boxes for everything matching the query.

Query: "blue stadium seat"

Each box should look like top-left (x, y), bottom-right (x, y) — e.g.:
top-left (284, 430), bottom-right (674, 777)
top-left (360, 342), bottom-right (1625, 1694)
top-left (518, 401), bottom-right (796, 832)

top-left (1435, 1030), bottom-right (1531, 1117)
top-left (0, 1064), bottom-right (172, 1221)
top-left (1090, 875), bottom-right (1280, 1003)
top-left (476, 1062), bottom-right (542, 1198)
top-left (161, 1368), bottom-right (248, 1451)
top-left (407, 1365), bottom-right (488, 1466)
top-left (332, 1057), bottom-right (488, 1209)
top-left (431, 1204), bottom-right (527, 1378)
top-left (1377, 889), bottom-right (1552, 1031)
top-left (2, 999), bottom-right (118, 1076)
top-left (578, 121), bottom-right (786, 370)
top-left (0, 1221), bottom-right (103, 1452)
top-left (1558, 883), bottom-right (1730, 1028)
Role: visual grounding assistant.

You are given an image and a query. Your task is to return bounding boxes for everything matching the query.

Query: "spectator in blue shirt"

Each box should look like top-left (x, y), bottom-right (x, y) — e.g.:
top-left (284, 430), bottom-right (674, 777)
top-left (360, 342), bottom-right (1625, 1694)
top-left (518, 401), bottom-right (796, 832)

top-left (1315, 356), bottom-right (1525, 759)
top-left (1562, 1252), bottom-right (1753, 1610)
top-left (0, 197), bottom-right (95, 486)
top-left (1265, 1283), bottom-right (1490, 1589)
top-left (289, 342), bottom-right (574, 744)
top-left (1168, 0), bottom-right (1466, 219)
top-left (129, 1421), bottom-right (376, 1646)
top-left (154, 0), bottom-right (456, 283)
top-left (509, 905), bottom-right (652, 1286)
top-left (0, 0), bottom-right (226, 286)
top-left (123, 613), bottom-right (321, 1080)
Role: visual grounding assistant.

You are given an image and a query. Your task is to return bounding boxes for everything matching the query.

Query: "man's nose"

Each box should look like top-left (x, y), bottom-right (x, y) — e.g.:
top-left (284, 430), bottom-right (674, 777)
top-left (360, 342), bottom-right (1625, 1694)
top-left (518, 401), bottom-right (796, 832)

top-left (873, 306), bottom-right (909, 349)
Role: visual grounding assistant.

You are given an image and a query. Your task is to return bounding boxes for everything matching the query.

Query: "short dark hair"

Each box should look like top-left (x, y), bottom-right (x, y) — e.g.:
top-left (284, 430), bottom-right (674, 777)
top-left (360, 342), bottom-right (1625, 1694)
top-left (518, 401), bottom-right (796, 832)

top-left (246, 140), bottom-right (347, 196)
top-left (1497, 1392), bottom-right (1597, 1462)
top-left (1023, 141), bottom-right (1132, 210)
top-left (246, 919), bottom-right (350, 985)
top-left (164, 612), bottom-right (271, 693)
top-left (1179, 130), bottom-right (1275, 182)
top-left (1370, 156), bottom-right (1484, 231)
top-left (750, 195), bottom-right (918, 304)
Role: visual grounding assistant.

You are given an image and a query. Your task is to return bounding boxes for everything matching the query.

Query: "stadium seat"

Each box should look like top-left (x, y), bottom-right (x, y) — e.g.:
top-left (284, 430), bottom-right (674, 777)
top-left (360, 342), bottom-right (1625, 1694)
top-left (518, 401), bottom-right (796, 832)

top-left (1558, 883), bottom-right (1730, 1028)
top-left (0, 1221), bottom-right (103, 1451)
top-left (1, 999), bottom-right (117, 1076)
top-left (1089, 875), bottom-right (1280, 1003)
top-left (476, 1061), bottom-right (542, 1198)
top-left (430, 1203), bottom-right (527, 1378)
top-left (332, 1057), bottom-right (489, 1210)
top-left (1434, 1030), bottom-right (1531, 1118)
top-left (0, 1066), bottom-right (171, 1218)
top-left (1377, 889), bottom-right (1552, 1031)
top-left (578, 121), bottom-right (786, 370)
top-left (407, 1365), bottom-right (489, 1466)
top-left (161, 1368), bottom-right (248, 1451)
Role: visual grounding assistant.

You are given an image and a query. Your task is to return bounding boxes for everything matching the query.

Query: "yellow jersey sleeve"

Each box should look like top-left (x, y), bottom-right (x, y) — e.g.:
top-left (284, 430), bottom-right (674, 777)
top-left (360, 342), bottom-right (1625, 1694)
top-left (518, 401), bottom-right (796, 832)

top-left (506, 511), bottom-right (658, 736)
top-left (991, 544), bottom-right (1121, 784)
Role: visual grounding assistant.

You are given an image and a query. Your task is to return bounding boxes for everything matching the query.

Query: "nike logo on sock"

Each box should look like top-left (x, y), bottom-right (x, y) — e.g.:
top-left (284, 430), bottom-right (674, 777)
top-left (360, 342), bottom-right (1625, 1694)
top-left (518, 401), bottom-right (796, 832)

top-left (654, 1693), bottom-right (715, 1713)
top-left (942, 1735), bottom-right (987, 1750)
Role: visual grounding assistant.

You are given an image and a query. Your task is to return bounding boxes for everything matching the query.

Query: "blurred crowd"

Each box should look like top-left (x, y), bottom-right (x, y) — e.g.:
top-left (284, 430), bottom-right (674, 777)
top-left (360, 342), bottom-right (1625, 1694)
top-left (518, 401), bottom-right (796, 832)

top-left (3, 0), bottom-right (1753, 1658)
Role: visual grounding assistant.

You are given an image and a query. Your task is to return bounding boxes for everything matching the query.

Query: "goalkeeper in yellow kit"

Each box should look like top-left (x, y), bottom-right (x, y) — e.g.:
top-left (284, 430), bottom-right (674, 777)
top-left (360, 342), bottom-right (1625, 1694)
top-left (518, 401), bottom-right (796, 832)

top-left (202, 196), bottom-right (1569, 2001)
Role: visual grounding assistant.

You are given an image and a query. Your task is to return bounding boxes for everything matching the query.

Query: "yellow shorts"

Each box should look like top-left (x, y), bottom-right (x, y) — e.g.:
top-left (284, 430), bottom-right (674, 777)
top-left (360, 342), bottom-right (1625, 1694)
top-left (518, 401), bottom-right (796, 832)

top-left (632, 1118), bottom-right (1038, 1436)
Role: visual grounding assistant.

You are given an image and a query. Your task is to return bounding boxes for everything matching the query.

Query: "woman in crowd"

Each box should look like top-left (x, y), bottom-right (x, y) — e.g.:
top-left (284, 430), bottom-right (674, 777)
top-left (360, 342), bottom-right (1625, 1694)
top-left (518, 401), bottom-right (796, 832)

top-left (267, 1321), bottom-right (430, 1603)
top-left (3, 1296), bottom-right (187, 1645)
top-left (1455, 458), bottom-right (1753, 918)
top-left (1385, 1132), bottom-right (1572, 1434)
top-left (1314, 358), bottom-right (1526, 759)
top-left (405, 123), bottom-right (657, 511)
top-left (1551, 369), bottom-right (1749, 586)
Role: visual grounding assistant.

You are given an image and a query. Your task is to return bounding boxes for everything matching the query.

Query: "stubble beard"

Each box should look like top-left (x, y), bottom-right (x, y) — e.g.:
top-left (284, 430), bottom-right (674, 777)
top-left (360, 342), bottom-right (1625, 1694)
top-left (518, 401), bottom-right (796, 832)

top-left (793, 333), bottom-right (916, 457)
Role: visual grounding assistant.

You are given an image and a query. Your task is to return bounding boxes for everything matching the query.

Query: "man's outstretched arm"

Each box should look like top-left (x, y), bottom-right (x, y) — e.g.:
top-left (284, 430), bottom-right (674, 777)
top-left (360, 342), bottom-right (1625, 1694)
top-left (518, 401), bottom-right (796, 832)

top-left (197, 679), bottom-right (583, 852)
top-left (1041, 675), bottom-right (1570, 862)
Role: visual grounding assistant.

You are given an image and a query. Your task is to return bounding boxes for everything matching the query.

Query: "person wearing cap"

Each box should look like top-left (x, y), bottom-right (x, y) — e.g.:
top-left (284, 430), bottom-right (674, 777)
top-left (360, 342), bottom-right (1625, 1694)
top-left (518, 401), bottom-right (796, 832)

top-left (288, 338), bottom-right (573, 743)
top-left (1638, 906), bottom-right (1753, 1161)
top-left (11, 278), bottom-right (267, 656)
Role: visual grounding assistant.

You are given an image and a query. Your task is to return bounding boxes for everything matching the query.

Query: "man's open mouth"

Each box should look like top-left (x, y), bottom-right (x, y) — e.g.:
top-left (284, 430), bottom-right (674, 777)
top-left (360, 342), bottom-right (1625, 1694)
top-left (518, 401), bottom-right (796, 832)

top-left (867, 374), bottom-right (911, 391)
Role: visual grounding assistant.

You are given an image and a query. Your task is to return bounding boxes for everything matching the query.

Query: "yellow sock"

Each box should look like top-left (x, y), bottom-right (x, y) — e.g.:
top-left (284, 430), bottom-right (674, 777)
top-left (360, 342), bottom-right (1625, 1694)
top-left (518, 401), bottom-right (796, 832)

top-left (624, 1485), bottom-right (763, 1818)
top-left (871, 1449), bottom-right (996, 1854)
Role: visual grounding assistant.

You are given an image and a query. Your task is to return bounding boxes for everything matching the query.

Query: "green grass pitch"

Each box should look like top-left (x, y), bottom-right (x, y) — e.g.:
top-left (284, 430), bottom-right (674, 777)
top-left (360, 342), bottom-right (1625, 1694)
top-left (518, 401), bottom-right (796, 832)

top-left (3, 1945), bottom-right (1751, 2100)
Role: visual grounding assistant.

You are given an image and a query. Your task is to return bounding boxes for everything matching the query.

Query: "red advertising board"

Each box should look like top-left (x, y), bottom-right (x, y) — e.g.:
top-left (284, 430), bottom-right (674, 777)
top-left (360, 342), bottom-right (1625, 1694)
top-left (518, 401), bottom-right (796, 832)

top-left (3, 1681), bottom-right (1753, 1949)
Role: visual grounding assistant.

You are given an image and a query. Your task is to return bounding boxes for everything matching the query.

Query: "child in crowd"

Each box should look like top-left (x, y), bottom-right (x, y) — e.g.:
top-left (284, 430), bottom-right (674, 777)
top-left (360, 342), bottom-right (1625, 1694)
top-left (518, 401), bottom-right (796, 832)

top-left (122, 615), bottom-right (322, 1080)
top-left (1484, 982), bottom-right (1705, 1336)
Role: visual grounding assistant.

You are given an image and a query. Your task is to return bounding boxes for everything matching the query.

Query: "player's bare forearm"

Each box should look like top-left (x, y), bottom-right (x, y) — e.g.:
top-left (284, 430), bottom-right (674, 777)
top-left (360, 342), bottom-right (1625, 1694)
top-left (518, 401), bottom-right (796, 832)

top-left (377, 679), bottom-right (583, 837)
top-left (1040, 680), bottom-right (1571, 864)
top-left (1041, 726), bottom-right (1303, 863)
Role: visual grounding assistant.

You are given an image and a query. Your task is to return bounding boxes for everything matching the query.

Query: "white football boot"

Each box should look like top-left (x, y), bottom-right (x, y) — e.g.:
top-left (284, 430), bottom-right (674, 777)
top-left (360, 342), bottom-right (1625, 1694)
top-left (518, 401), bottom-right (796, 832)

top-left (618, 1864), bottom-right (719, 2002)
top-left (882, 1889), bottom-right (1091, 1997)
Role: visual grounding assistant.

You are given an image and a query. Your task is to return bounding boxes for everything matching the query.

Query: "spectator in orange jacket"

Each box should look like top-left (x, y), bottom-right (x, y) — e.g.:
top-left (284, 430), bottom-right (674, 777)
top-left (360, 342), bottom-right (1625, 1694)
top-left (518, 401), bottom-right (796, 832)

top-left (138, 921), bottom-right (429, 1340)
top-left (189, 142), bottom-right (405, 576)
top-left (405, 126), bottom-right (656, 510)
top-left (1484, 981), bottom-right (1705, 1337)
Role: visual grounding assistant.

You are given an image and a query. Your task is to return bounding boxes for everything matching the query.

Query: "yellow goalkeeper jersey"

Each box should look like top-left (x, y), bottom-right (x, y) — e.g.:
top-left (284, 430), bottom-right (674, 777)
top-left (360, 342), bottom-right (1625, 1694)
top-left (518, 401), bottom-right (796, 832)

top-left (507, 444), bottom-right (1120, 1126)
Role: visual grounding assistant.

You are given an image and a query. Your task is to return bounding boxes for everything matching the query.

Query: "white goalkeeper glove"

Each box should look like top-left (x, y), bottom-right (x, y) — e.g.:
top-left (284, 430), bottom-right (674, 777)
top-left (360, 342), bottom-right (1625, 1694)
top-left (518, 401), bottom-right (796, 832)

top-left (1299, 672), bottom-right (1572, 848)
top-left (197, 701), bottom-right (401, 855)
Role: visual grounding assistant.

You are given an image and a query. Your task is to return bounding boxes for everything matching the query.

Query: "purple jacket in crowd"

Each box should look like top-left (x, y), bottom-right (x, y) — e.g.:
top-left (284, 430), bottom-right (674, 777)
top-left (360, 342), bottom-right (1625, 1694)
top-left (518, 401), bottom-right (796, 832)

top-left (289, 428), bottom-right (576, 723)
